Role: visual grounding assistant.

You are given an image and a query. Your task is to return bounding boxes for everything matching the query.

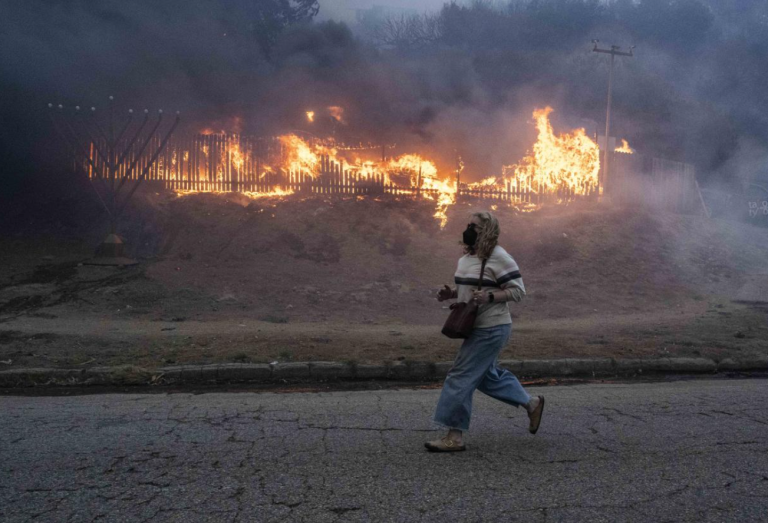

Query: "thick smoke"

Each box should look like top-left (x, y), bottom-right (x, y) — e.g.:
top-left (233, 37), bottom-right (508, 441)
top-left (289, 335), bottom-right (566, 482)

top-left (2, 0), bottom-right (768, 201)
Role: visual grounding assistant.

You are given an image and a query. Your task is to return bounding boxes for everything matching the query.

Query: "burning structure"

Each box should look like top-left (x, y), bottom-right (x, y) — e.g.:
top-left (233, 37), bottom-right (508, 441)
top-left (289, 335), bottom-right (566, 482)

top-left (79, 106), bottom-right (662, 228)
top-left (70, 93), bottom-right (702, 235)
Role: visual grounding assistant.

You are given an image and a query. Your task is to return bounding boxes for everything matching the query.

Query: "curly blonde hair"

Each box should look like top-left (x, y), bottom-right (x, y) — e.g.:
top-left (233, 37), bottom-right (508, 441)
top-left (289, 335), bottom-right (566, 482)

top-left (463, 211), bottom-right (500, 260)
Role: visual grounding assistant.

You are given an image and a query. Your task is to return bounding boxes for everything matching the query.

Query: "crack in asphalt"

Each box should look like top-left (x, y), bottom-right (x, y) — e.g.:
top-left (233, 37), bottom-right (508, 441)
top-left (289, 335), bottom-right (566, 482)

top-left (2, 379), bottom-right (768, 521)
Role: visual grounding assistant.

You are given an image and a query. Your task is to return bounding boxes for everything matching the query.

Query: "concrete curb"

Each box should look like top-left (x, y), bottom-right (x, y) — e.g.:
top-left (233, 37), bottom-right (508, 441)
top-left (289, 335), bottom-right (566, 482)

top-left (0, 356), bottom-right (766, 388)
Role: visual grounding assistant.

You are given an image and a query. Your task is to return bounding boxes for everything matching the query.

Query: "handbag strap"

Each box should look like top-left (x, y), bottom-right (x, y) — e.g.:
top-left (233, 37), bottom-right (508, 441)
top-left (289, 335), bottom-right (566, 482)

top-left (477, 258), bottom-right (487, 290)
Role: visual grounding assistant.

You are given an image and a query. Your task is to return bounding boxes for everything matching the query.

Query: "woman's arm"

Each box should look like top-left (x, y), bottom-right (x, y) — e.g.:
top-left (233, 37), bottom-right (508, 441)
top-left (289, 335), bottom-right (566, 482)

top-left (437, 285), bottom-right (458, 301)
top-left (490, 287), bottom-right (525, 303)
top-left (473, 287), bottom-right (524, 304)
top-left (472, 250), bottom-right (525, 304)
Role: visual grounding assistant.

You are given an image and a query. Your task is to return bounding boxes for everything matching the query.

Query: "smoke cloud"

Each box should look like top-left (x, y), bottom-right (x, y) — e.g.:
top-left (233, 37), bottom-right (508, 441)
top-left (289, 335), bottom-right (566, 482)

top-left (2, 0), bottom-right (767, 199)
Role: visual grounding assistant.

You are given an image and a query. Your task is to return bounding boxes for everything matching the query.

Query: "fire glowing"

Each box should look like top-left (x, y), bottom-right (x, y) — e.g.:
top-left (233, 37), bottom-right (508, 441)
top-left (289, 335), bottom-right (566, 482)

top-left (279, 134), bottom-right (337, 173)
top-left (88, 105), bottom-right (616, 228)
top-left (229, 142), bottom-right (244, 171)
top-left (387, 154), bottom-right (453, 227)
top-left (176, 186), bottom-right (295, 199)
top-left (615, 139), bottom-right (633, 154)
top-left (242, 186), bottom-right (294, 199)
top-left (472, 176), bottom-right (499, 188)
top-left (508, 107), bottom-right (600, 194)
top-left (275, 137), bottom-right (456, 227)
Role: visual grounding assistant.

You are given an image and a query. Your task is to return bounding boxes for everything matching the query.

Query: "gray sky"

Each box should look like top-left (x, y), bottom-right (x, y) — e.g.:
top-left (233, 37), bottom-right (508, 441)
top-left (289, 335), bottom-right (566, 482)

top-left (317, 0), bottom-right (448, 22)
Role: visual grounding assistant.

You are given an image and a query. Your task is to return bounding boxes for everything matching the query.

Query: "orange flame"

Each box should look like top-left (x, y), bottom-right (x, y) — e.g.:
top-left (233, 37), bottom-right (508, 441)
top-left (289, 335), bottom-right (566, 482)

top-left (229, 142), bottom-right (244, 171)
top-left (176, 186), bottom-right (294, 199)
top-left (388, 154), bottom-right (453, 227)
top-left (510, 107), bottom-right (600, 195)
top-left (276, 136), bottom-right (455, 227)
top-left (467, 176), bottom-right (498, 188)
top-left (92, 105), bottom-right (608, 228)
top-left (279, 134), bottom-right (329, 173)
top-left (242, 186), bottom-right (294, 199)
top-left (615, 139), bottom-right (633, 154)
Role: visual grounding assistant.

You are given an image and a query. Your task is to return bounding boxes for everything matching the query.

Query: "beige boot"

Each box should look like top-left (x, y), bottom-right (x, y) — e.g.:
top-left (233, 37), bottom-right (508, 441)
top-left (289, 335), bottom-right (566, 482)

top-left (527, 396), bottom-right (545, 434)
top-left (424, 436), bottom-right (466, 452)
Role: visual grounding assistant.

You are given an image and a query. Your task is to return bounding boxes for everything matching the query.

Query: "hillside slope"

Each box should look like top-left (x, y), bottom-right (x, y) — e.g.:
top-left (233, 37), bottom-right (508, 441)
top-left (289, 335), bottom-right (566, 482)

top-left (141, 193), bottom-right (767, 323)
top-left (1, 192), bottom-right (767, 367)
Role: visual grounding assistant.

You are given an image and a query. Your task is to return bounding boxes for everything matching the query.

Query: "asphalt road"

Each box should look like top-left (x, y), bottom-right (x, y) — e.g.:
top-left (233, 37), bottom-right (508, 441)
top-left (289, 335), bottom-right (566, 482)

top-left (2, 378), bottom-right (768, 522)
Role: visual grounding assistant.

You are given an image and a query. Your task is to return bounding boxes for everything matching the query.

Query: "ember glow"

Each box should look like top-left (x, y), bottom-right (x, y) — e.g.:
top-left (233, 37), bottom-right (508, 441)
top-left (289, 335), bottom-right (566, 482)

top-left (242, 186), bottom-right (295, 199)
top-left (306, 111), bottom-right (315, 123)
top-left (175, 186), bottom-right (295, 199)
top-left (86, 106), bottom-right (625, 228)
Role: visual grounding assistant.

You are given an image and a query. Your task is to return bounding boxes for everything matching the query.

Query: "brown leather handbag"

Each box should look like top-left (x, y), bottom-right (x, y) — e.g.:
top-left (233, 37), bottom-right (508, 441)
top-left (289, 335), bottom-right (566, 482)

top-left (441, 259), bottom-right (487, 339)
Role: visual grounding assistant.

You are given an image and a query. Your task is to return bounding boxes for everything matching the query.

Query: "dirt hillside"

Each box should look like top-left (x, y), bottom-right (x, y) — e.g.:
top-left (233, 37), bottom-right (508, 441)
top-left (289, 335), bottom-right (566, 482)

top-left (1, 191), bottom-right (767, 368)
top-left (137, 192), bottom-right (768, 323)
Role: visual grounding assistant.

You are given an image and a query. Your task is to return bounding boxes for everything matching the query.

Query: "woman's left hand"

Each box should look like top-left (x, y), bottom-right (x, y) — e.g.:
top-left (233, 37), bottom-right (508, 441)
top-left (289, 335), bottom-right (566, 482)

top-left (471, 290), bottom-right (491, 304)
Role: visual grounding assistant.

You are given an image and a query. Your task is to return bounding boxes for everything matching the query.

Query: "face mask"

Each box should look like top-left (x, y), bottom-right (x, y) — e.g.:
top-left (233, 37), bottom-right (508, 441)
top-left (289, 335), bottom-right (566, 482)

top-left (463, 224), bottom-right (478, 247)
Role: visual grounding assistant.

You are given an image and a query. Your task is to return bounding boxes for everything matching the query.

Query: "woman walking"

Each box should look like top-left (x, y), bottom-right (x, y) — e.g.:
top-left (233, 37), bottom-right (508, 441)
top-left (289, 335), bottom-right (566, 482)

top-left (426, 211), bottom-right (544, 452)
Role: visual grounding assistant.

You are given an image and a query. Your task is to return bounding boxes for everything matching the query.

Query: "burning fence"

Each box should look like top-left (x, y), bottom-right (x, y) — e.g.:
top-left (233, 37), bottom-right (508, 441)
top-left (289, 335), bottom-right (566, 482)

top-left (469, 107), bottom-right (602, 201)
top-left (80, 106), bottom-right (692, 226)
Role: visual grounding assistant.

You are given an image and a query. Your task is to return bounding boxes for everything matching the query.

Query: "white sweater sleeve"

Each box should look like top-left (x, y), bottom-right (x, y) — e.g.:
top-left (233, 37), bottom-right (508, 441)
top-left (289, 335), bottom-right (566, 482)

top-left (500, 286), bottom-right (525, 303)
top-left (493, 248), bottom-right (525, 303)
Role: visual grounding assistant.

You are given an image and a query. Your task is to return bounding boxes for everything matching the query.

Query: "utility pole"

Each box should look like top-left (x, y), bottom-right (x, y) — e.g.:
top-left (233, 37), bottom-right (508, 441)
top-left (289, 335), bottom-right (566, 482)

top-left (416, 163), bottom-right (422, 199)
top-left (592, 40), bottom-right (634, 196)
top-left (455, 155), bottom-right (463, 202)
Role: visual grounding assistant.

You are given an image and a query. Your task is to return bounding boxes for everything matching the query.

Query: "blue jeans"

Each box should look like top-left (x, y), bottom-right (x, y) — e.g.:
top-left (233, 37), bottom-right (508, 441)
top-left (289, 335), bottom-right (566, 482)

top-left (433, 323), bottom-right (531, 431)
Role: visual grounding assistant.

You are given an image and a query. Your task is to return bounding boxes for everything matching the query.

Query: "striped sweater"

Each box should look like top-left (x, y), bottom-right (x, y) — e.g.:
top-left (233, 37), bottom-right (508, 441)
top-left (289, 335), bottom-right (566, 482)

top-left (454, 245), bottom-right (525, 329)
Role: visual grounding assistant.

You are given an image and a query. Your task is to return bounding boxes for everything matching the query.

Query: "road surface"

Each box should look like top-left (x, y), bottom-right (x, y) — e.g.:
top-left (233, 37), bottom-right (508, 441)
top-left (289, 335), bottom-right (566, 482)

top-left (2, 378), bottom-right (768, 522)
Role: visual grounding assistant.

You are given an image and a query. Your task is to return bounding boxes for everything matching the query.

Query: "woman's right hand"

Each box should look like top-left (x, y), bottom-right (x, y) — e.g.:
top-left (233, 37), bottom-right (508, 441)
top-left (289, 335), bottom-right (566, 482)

top-left (437, 285), bottom-right (454, 302)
